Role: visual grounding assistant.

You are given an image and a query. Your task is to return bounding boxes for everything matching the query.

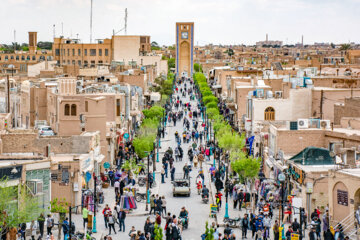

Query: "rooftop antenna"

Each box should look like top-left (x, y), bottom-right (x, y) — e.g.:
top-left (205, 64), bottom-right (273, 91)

top-left (53, 24), bottom-right (56, 39)
top-left (90, 0), bottom-right (93, 43)
top-left (13, 30), bottom-right (16, 51)
top-left (125, 8), bottom-right (127, 35)
top-left (113, 8), bottom-right (128, 36)
top-left (302, 35), bottom-right (304, 48)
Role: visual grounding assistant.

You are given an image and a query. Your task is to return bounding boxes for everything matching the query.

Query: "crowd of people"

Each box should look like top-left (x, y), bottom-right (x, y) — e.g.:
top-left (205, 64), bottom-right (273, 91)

top-left (6, 75), bottom-right (354, 240)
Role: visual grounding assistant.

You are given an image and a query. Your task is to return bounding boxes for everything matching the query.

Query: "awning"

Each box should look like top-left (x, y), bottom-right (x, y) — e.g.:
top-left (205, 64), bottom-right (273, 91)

top-left (226, 103), bottom-right (237, 110)
top-left (212, 85), bottom-right (222, 89)
top-left (95, 155), bottom-right (105, 163)
top-left (150, 92), bottom-right (161, 102)
top-left (266, 158), bottom-right (274, 168)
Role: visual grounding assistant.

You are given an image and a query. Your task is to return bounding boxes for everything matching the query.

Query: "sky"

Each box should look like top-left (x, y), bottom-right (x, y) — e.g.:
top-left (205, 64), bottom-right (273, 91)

top-left (0, 0), bottom-right (359, 46)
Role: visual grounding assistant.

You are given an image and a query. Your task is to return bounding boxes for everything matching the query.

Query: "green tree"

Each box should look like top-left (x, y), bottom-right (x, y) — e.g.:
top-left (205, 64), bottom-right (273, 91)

top-left (49, 198), bottom-right (69, 240)
top-left (133, 137), bottom-right (154, 159)
top-left (203, 96), bottom-right (218, 105)
top-left (204, 221), bottom-right (214, 240)
top-left (0, 178), bottom-right (42, 232)
top-left (194, 63), bottom-right (203, 72)
top-left (206, 108), bottom-right (220, 119)
top-left (37, 41), bottom-right (53, 50)
top-left (167, 58), bottom-right (175, 70)
top-left (154, 224), bottom-right (164, 240)
top-left (340, 44), bottom-right (351, 51)
top-left (151, 41), bottom-right (161, 50)
top-left (142, 106), bottom-right (165, 120)
top-left (227, 48), bottom-right (234, 57)
top-left (206, 102), bottom-right (217, 109)
top-left (202, 90), bottom-right (213, 97)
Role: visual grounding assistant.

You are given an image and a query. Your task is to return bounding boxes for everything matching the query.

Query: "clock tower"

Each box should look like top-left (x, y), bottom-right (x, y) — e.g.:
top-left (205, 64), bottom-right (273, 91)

top-left (176, 22), bottom-right (194, 78)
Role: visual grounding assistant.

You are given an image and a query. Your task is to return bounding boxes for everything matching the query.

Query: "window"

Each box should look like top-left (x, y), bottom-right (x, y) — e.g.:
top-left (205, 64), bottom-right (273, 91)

top-left (72, 49), bottom-right (75, 56)
top-left (72, 60), bottom-right (75, 65)
top-left (21, 56), bottom-right (25, 61)
top-left (90, 61), bottom-right (95, 67)
top-left (55, 49), bottom-right (60, 56)
top-left (64, 104), bottom-right (70, 116)
top-left (84, 49), bottom-right (87, 56)
top-left (32, 56), bottom-right (36, 61)
top-left (264, 107), bottom-right (275, 121)
top-left (71, 104), bottom-right (76, 116)
top-left (27, 56), bottom-right (30, 60)
top-left (90, 49), bottom-right (96, 56)
top-left (67, 49), bottom-right (70, 56)
top-left (4, 56), bottom-right (8, 61)
top-left (78, 60), bottom-right (81, 66)
top-left (105, 49), bottom-right (109, 56)
top-left (116, 99), bottom-right (120, 116)
top-left (85, 101), bottom-right (88, 112)
top-left (78, 49), bottom-right (81, 56)
top-left (11, 55), bottom-right (14, 60)
top-left (67, 60), bottom-right (70, 65)
top-left (99, 49), bottom-right (102, 56)
top-left (16, 56), bottom-right (19, 61)
top-left (84, 61), bottom-right (88, 67)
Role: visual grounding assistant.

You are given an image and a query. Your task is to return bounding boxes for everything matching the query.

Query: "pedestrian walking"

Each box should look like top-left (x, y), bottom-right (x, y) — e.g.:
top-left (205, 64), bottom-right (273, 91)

top-left (162, 196), bottom-right (167, 215)
top-left (161, 166), bottom-right (166, 183)
top-left (62, 218), bottom-right (69, 240)
top-left (107, 211), bottom-right (117, 235)
top-left (102, 204), bottom-right (111, 228)
top-left (30, 220), bottom-right (38, 240)
top-left (118, 209), bottom-right (126, 232)
top-left (150, 195), bottom-right (156, 215)
top-left (170, 166), bottom-right (175, 181)
top-left (37, 213), bottom-right (45, 238)
top-left (45, 214), bottom-right (54, 236)
top-left (241, 214), bottom-right (249, 239)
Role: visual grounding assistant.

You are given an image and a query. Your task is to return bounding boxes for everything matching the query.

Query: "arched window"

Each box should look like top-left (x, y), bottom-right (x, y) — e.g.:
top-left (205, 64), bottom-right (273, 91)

top-left (264, 107), bottom-right (275, 121)
top-left (71, 104), bottom-right (77, 116)
top-left (64, 104), bottom-right (70, 116)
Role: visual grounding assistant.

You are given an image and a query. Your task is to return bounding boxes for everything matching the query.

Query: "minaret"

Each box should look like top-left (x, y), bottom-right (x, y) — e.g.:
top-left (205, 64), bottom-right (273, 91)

top-left (302, 35), bottom-right (304, 47)
top-left (266, 33), bottom-right (268, 42)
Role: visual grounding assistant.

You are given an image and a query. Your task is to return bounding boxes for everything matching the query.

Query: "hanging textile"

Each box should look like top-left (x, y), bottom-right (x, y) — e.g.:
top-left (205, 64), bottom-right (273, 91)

top-left (120, 192), bottom-right (137, 210)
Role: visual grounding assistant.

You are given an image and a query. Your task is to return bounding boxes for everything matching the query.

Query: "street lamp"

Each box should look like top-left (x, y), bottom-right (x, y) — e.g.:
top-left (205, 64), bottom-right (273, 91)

top-left (92, 174), bottom-right (97, 233)
top-left (224, 152), bottom-right (230, 219)
top-left (278, 173), bottom-right (286, 224)
top-left (144, 151), bottom-right (151, 211)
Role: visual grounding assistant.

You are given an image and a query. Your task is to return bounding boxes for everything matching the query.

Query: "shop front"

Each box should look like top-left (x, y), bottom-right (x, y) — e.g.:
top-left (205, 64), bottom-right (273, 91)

top-left (328, 169), bottom-right (360, 225)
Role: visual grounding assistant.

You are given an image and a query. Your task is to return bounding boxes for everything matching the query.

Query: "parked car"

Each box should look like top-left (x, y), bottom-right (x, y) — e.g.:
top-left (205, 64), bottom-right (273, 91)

top-left (38, 126), bottom-right (55, 136)
top-left (172, 177), bottom-right (191, 197)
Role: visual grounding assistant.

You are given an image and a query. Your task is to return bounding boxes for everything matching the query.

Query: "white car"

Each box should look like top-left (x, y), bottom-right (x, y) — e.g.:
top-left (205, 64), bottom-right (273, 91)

top-left (38, 126), bottom-right (55, 136)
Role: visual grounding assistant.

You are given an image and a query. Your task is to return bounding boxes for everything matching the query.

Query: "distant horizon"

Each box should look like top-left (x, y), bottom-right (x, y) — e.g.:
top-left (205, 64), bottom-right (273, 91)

top-left (0, 0), bottom-right (359, 46)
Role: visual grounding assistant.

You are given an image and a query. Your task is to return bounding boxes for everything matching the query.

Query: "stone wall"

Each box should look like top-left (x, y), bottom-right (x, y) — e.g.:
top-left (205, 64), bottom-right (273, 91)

top-left (276, 129), bottom-right (325, 155)
top-left (0, 133), bottom-right (91, 155)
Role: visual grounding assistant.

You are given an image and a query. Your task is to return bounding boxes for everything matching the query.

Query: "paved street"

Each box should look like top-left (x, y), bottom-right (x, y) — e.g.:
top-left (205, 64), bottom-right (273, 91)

top-left (57, 79), bottom-right (284, 240)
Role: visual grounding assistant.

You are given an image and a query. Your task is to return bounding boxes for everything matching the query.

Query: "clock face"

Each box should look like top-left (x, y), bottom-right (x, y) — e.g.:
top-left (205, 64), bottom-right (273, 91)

top-left (181, 32), bottom-right (188, 39)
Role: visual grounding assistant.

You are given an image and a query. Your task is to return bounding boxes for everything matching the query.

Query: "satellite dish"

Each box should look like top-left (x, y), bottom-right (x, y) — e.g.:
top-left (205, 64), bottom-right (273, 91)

top-left (329, 151), bottom-right (336, 158)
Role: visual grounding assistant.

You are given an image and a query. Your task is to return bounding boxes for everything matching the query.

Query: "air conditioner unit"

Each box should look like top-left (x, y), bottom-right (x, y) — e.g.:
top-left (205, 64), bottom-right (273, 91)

top-left (275, 91), bottom-right (283, 98)
top-left (320, 120), bottom-right (331, 129)
top-left (298, 119), bottom-right (309, 129)
top-left (26, 180), bottom-right (43, 195)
